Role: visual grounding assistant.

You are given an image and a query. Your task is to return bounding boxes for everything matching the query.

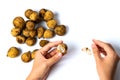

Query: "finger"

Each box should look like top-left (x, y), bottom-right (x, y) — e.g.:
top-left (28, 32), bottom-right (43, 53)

top-left (92, 39), bottom-right (115, 54)
top-left (34, 51), bottom-right (45, 60)
top-left (39, 40), bottom-right (63, 55)
top-left (92, 43), bottom-right (101, 62)
top-left (47, 52), bottom-right (62, 66)
top-left (97, 45), bottom-right (107, 56)
top-left (45, 49), bottom-right (57, 59)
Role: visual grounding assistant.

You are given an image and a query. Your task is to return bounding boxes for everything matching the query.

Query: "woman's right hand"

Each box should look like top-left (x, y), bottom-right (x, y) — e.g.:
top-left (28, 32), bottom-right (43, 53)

top-left (92, 39), bottom-right (119, 80)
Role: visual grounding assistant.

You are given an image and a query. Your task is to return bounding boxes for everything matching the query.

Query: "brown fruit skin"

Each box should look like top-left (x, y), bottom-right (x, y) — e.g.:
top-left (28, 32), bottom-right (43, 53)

top-left (37, 26), bottom-right (45, 38)
top-left (44, 10), bottom-right (54, 21)
top-left (26, 20), bottom-right (35, 30)
top-left (16, 35), bottom-right (26, 44)
top-left (22, 29), bottom-right (30, 37)
top-left (11, 28), bottom-right (21, 37)
top-left (29, 11), bottom-right (40, 22)
top-left (39, 8), bottom-right (47, 20)
top-left (54, 25), bottom-right (66, 36)
top-left (21, 51), bottom-right (31, 63)
top-left (25, 9), bottom-right (33, 19)
top-left (22, 29), bottom-right (36, 38)
top-left (43, 29), bottom-right (54, 38)
top-left (25, 38), bottom-right (36, 46)
top-left (31, 49), bottom-right (39, 59)
top-left (39, 40), bottom-right (49, 47)
top-left (47, 19), bottom-right (57, 29)
top-left (57, 43), bottom-right (68, 55)
top-left (13, 17), bottom-right (25, 29)
top-left (7, 47), bottom-right (20, 58)
top-left (29, 30), bottom-right (36, 38)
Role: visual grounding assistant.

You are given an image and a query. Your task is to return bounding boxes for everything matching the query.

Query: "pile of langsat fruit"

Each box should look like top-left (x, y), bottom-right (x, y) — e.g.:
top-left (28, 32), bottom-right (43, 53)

top-left (7, 8), bottom-right (68, 63)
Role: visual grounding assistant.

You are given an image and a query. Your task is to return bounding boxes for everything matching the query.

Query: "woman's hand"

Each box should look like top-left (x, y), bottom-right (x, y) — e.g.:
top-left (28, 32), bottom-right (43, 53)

top-left (92, 39), bottom-right (119, 80)
top-left (26, 41), bottom-right (63, 80)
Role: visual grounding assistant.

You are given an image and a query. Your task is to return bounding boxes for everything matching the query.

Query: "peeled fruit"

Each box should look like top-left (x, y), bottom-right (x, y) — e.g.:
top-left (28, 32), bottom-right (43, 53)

top-left (57, 43), bottom-right (67, 55)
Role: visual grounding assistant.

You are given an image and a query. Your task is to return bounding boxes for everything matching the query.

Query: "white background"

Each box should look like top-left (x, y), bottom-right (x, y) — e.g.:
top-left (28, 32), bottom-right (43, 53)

top-left (0, 0), bottom-right (120, 80)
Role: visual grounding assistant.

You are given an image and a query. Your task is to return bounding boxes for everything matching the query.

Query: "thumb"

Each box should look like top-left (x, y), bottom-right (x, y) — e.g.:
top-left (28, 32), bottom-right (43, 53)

top-left (47, 52), bottom-right (62, 66)
top-left (92, 44), bottom-right (101, 62)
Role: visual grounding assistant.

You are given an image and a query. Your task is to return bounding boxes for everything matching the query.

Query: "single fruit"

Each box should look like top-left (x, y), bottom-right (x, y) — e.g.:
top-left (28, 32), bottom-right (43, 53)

top-left (7, 47), bottom-right (20, 58)
top-left (57, 43), bottom-right (67, 55)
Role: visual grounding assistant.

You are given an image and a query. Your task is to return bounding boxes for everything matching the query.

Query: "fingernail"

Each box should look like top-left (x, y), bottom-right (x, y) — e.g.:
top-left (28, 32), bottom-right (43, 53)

top-left (55, 40), bottom-right (63, 43)
top-left (92, 39), bottom-right (97, 42)
top-left (58, 53), bottom-right (62, 57)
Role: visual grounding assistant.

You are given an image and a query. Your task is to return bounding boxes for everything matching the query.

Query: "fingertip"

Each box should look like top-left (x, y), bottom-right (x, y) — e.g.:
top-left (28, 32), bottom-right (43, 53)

top-left (92, 39), bottom-right (98, 42)
top-left (92, 39), bottom-right (95, 41)
top-left (55, 40), bottom-right (63, 44)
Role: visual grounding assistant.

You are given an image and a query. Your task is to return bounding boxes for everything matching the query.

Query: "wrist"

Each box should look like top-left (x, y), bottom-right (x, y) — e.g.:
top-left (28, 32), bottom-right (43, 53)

top-left (100, 77), bottom-right (112, 80)
top-left (26, 76), bottom-right (42, 80)
top-left (26, 73), bottom-right (42, 80)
